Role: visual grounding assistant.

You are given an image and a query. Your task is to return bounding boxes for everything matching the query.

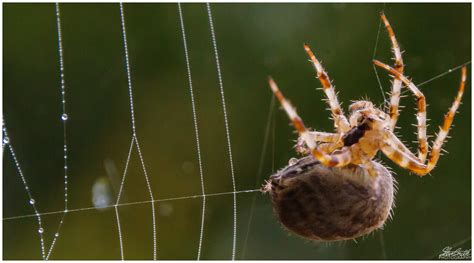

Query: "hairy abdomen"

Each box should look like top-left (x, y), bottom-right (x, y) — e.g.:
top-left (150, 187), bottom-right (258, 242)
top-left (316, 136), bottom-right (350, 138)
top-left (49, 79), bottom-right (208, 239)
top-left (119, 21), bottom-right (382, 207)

top-left (264, 156), bottom-right (394, 241)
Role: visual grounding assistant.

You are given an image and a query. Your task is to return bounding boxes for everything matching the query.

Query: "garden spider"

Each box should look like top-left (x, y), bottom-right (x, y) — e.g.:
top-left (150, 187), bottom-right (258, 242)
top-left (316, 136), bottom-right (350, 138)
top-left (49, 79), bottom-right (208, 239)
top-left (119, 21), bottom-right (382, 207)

top-left (264, 13), bottom-right (467, 241)
top-left (269, 13), bottom-right (467, 177)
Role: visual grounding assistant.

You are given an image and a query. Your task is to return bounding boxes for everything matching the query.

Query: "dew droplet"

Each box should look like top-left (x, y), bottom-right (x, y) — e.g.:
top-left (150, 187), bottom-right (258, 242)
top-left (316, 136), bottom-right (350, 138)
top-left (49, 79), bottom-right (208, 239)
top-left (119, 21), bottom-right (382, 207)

top-left (288, 157), bottom-right (299, 166)
top-left (38, 228), bottom-right (44, 234)
top-left (29, 199), bottom-right (35, 205)
top-left (55, 233), bottom-right (59, 237)
top-left (61, 113), bottom-right (68, 121)
top-left (3, 137), bottom-right (10, 144)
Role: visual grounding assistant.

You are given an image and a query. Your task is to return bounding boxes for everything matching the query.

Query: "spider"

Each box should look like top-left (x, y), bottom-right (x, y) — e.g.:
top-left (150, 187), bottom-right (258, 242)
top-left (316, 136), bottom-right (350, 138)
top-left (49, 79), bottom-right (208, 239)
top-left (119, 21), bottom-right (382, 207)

top-left (263, 13), bottom-right (467, 241)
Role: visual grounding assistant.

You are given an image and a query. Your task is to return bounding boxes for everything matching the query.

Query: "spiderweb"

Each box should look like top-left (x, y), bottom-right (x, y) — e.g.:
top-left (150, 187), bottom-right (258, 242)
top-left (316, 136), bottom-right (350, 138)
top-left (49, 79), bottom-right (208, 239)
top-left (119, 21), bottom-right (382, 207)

top-left (3, 3), bottom-right (471, 260)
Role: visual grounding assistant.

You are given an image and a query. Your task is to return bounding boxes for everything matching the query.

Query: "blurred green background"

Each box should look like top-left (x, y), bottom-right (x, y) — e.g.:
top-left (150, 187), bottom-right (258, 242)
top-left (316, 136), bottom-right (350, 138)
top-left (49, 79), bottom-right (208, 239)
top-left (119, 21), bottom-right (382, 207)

top-left (3, 3), bottom-right (471, 260)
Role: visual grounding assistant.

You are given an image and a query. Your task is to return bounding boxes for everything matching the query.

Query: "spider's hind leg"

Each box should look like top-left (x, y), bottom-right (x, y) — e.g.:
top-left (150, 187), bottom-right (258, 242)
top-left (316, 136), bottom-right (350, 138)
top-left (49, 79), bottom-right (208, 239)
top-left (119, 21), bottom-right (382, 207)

top-left (425, 66), bottom-right (467, 172)
top-left (373, 60), bottom-right (428, 162)
top-left (378, 66), bottom-right (467, 176)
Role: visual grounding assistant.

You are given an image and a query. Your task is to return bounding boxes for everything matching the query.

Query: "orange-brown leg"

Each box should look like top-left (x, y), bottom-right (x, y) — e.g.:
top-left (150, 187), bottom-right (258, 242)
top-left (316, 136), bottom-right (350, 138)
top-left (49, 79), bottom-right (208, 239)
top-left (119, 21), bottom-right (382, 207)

top-left (295, 131), bottom-right (342, 155)
top-left (304, 44), bottom-right (351, 133)
top-left (268, 77), bottom-right (352, 167)
top-left (373, 60), bottom-right (428, 163)
top-left (380, 66), bottom-right (467, 176)
top-left (382, 129), bottom-right (418, 161)
top-left (425, 66), bottom-right (466, 172)
top-left (381, 13), bottom-right (405, 131)
top-left (380, 143), bottom-right (427, 175)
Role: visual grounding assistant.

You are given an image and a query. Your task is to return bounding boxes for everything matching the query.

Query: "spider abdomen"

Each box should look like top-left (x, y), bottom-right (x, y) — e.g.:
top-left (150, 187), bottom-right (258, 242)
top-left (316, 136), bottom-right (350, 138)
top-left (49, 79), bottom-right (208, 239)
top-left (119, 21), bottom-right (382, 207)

top-left (263, 156), bottom-right (394, 241)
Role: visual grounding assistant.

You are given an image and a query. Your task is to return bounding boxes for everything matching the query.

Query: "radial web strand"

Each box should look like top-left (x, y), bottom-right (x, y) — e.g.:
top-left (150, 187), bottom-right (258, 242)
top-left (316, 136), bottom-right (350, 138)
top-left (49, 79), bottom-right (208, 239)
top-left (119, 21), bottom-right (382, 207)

top-left (116, 3), bottom-right (157, 260)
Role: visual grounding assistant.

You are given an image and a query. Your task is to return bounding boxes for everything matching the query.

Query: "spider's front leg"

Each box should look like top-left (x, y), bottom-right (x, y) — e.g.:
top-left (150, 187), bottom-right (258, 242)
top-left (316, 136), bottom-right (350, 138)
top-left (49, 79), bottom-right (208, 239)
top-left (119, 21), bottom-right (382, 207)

top-left (268, 77), bottom-right (352, 167)
top-left (304, 44), bottom-right (351, 133)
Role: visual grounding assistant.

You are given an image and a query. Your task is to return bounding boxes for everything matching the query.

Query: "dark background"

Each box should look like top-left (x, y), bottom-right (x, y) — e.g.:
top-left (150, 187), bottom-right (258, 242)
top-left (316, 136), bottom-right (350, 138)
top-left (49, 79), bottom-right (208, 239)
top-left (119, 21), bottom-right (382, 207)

top-left (3, 3), bottom-right (471, 259)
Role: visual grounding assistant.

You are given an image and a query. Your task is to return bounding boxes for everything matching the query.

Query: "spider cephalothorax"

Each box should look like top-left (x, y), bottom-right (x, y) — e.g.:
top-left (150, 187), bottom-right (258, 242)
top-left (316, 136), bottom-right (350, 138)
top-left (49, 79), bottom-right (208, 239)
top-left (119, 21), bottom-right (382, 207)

top-left (264, 13), bottom-right (467, 241)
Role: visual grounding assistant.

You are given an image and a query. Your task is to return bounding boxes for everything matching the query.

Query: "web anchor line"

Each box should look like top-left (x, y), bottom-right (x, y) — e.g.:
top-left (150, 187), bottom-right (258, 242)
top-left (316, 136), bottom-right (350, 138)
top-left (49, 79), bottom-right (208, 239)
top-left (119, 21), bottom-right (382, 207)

top-left (3, 189), bottom-right (262, 221)
top-left (117, 3), bottom-right (157, 260)
top-left (399, 61), bottom-right (471, 97)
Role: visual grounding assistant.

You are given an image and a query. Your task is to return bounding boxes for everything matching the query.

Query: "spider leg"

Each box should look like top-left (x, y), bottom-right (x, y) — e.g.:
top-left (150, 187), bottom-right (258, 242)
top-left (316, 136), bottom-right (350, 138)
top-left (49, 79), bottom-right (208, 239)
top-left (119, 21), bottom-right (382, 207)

top-left (268, 77), bottom-right (352, 167)
top-left (373, 60), bottom-right (428, 163)
top-left (425, 66), bottom-right (466, 172)
top-left (307, 131), bottom-right (340, 142)
top-left (361, 158), bottom-right (379, 177)
top-left (304, 44), bottom-right (351, 133)
top-left (380, 142), bottom-right (427, 175)
top-left (381, 13), bottom-right (405, 131)
top-left (382, 129), bottom-right (419, 161)
top-left (295, 131), bottom-right (342, 155)
top-left (380, 66), bottom-right (467, 176)
top-left (319, 142), bottom-right (343, 153)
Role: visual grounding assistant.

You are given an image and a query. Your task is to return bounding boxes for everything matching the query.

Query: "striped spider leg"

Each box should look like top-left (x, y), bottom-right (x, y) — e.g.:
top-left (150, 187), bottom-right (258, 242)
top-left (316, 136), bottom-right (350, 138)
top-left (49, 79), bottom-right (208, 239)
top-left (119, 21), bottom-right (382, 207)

top-left (294, 131), bottom-right (342, 155)
top-left (268, 77), bottom-right (385, 178)
top-left (380, 12), bottom-right (405, 131)
top-left (375, 59), bottom-right (429, 162)
top-left (304, 44), bottom-right (351, 133)
top-left (293, 44), bottom-right (350, 154)
top-left (374, 62), bottom-right (467, 175)
top-left (268, 77), bottom-right (351, 168)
